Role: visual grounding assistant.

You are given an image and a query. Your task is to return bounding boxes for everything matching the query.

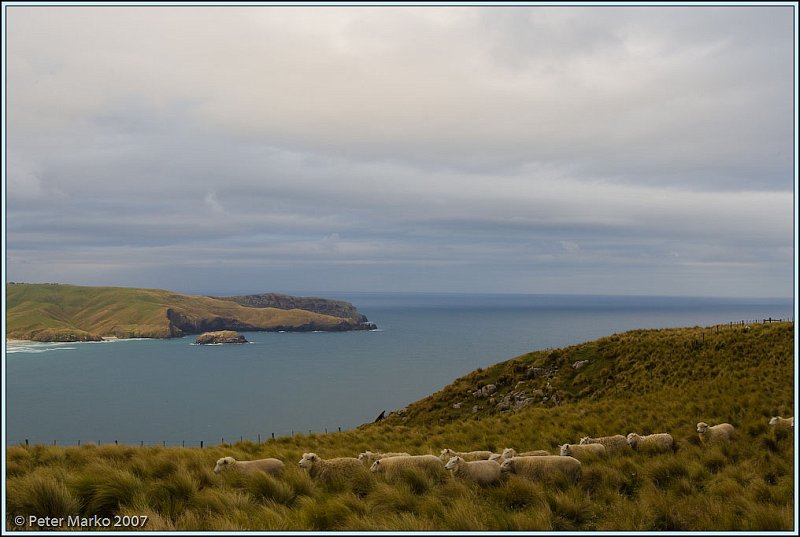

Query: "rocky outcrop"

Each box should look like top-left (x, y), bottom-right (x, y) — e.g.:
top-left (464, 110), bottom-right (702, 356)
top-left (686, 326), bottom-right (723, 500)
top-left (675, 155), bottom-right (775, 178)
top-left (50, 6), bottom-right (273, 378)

top-left (214, 293), bottom-right (375, 327)
top-left (195, 331), bottom-right (248, 345)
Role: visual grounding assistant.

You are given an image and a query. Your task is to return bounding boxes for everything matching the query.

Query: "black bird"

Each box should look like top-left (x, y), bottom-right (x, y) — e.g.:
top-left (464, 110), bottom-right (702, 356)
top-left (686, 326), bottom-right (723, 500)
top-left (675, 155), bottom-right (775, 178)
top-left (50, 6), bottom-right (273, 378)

top-left (374, 410), bottom-right (386, 422)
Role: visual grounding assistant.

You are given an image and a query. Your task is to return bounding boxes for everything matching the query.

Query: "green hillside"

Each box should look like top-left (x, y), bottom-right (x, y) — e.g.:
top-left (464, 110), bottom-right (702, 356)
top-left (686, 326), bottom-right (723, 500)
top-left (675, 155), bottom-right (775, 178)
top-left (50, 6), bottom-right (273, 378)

top-left (6, 322), bottom-right (795, 531)
top-left (6, 283), bottom-right (372, 341)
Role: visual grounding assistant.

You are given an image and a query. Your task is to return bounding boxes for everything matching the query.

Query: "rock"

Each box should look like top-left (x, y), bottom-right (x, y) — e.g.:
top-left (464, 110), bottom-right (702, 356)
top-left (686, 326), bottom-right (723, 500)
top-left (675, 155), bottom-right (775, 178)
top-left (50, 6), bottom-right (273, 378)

top-left (195, 331), bottom-right (248, 345)
top-left (573, 360), bottom-right (589, 370)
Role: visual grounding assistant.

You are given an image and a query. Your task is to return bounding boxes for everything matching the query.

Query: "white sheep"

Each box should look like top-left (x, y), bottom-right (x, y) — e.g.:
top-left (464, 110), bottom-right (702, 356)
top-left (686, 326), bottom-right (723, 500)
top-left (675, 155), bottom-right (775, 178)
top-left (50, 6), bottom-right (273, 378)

top-left (298, 452), bottom-right (366, 481)
top-left (696, 422), bottom-right (736, 444)
top-left (439, 448), bottom-right (494, 462)
top-left (559, 443), bottom-right (606, 459)
top-left (214, 456), bottom-right (285, 476)
top-left (579, 435), bottom-right (629, 453)
top-left (369, 454), bottom-right (445, 478)
top-left (357, 451), bottom-right (411, 466)
top-left (626, 432), bottom-right (675, 453)
top-left (500, 448), bottom-right (550, 460)
top-left (769, 416), bottom-right (794, 428)
top-left (445, 456), bottom-right (503, 486)
top-left (499, 455), bottom-right (582, 484)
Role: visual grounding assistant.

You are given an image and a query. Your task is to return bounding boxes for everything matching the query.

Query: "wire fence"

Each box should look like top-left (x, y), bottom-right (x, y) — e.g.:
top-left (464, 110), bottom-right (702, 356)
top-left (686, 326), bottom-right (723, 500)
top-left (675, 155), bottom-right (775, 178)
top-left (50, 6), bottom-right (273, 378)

top-left (9, 427), bottom-right (348, 449)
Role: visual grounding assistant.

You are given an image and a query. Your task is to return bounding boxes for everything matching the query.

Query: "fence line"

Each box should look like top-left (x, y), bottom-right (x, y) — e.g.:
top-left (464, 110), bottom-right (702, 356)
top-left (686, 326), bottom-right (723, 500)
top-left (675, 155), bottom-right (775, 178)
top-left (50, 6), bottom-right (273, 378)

top-left (9, 426), bottom-right (346, 449)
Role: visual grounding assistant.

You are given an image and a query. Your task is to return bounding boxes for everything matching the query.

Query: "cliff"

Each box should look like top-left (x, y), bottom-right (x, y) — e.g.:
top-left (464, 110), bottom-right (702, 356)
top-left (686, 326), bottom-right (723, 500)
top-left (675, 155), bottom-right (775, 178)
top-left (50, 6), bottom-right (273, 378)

top-left (214, 293), bottom-right (373, 325)
top-left (6, 283), bottom-right (377, 342)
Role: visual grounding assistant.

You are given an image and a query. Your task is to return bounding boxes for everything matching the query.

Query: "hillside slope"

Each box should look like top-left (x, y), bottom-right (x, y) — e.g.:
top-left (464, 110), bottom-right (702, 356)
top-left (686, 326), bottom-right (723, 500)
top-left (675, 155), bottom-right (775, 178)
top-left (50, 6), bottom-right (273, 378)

top-left (6, 322), bottom-right (795, 531)
top-left (377, 321), bottom-right (794, 429)
top-left (6, 283), bottom-right (374, 342)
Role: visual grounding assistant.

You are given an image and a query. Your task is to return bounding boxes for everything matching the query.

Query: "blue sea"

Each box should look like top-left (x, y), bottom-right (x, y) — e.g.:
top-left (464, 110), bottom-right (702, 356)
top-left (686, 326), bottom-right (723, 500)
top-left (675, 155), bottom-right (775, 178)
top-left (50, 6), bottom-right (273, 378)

top-left (4, 293), bottom-right (794, 446)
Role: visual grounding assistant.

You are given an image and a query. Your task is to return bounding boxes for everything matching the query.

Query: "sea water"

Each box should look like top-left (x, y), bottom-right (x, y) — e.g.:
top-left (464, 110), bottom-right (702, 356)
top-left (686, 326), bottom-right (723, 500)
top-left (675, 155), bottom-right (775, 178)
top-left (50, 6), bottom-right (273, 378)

top-left (4, 293), bottom-right (793, 446)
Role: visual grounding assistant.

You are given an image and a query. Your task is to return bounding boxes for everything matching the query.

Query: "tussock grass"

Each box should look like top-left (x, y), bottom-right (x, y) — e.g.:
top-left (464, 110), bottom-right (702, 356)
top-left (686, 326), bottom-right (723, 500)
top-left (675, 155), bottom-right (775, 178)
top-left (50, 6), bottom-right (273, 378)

top-left (5, 322), bottom-right (794, 531)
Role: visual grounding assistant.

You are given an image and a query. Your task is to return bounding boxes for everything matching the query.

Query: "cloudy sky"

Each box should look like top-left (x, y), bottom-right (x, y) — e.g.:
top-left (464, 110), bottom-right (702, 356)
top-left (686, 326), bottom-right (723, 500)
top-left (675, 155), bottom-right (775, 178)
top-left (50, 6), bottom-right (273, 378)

top-left (4, 4), bottom-right (796, 298)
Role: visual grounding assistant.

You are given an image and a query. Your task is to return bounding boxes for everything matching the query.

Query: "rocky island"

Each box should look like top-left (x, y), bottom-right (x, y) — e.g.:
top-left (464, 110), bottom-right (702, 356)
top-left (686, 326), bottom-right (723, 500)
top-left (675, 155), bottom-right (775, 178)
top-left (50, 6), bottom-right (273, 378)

top-left (6, 283), bottom-right (377, 342)
top-left (195, 331), bottom-right (248, 345)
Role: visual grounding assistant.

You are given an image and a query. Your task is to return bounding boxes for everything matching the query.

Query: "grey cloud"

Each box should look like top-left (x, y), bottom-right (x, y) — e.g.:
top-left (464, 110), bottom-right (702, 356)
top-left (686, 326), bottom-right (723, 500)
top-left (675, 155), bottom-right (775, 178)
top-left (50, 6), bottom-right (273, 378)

top-left (5, 5), bottom-right (794, 298)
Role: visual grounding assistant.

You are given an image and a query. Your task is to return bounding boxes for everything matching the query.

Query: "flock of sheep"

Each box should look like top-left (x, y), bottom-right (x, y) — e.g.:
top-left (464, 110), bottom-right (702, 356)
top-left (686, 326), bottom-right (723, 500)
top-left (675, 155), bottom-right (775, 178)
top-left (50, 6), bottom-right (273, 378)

top-left (213, 416), bottom-right (793, 488)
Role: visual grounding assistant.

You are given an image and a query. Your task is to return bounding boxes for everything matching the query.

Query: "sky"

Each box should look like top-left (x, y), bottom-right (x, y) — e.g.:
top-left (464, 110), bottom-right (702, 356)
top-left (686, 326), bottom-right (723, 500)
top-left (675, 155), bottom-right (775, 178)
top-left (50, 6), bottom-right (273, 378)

top-left (3, 4), bottom-right (797, 298)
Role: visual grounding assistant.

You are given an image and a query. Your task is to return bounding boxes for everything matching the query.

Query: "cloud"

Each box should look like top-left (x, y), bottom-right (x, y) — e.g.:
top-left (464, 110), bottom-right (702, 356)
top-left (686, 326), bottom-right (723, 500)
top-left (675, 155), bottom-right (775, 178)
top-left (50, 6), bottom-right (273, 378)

top-left (4, 5), bottom-right (795, 298)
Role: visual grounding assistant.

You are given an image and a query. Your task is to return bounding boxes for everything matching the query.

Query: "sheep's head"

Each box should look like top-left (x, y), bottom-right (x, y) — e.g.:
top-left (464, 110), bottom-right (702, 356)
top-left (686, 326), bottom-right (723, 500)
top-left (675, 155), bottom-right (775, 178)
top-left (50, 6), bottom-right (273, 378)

top-left (559, 444), bottom-right (571, 456)
top-left (499, 459), bottom-right (514, 474)
top-left (369, 459), bottom-right (382, 472)
top-left (298, 453), bottom-right (319, 468)
top-left (440, 448), bottom-right (456, 459)
top-left (444, 456), bottom-right (463, 470)
top-left (357, 451), bottom-right (372, 463)
top-left (579, 437), bottom-right (590, 445)
top-left (626, 433), bottom-right (639, 448)
top-left (696, 422), bottom-right (709, 433)
top-left (501, 448), bottom-right (516, 459)
top-left (769, 417), bottom-right (779, 425)
top-left (214, 456), bottom-right (236, 473)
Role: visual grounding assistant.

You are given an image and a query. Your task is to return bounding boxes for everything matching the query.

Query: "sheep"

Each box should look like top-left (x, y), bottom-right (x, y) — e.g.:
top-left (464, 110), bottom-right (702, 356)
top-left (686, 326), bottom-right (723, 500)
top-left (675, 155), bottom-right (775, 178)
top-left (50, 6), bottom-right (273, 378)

top-left (214, 456), bottom-right (284, 476)
top-left (500, 448), bottom-right (550, 460)
top-left (439, 448), bottom-right (494, 462)
top-left (357, 451), bottom-right (411, 466)
top-left (769, 416), bottom-right (794, 428)
top-left (369, 454), bottom-right (445, 478)
top-left (445, 456), bottom-right (503, 486)
top-left (499, 456), bottom-right (582, 484)
top-left (579, 434), bottom-right (629, 453)
top-left (696, 422), bottom-right (736, 444)
top-left (626, 432), bottom-right (675, 453)
top-left (559, 443), bottom-right (606, 459)
top-left (298, 452), bottom-right (366, 481)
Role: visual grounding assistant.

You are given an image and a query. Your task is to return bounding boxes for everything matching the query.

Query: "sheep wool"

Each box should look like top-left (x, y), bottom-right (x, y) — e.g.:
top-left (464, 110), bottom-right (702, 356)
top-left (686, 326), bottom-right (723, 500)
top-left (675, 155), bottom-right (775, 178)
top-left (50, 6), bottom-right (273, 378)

top-left (357, 451), bottom-right (411, 466)
top-left (500, 448), bottom-right (550, 460)
top-left (559, 443), bottom-right (606, 459)
top-left (370, 454), bottom-right (445, 478)
top-left (439, 448), bottom-right (494, 462)
top-left (298, 453), bottom-right (365, 481)
top-left (579, 434), bottom-right (629, 453)
top-left (769, 416), bottom-right (794, 428)
top-left (499, 455), bottom-right (582, 484)
top-left (626, 432), bottom-right (675, 453)
top-left (696, 422), bottom-right (736, 444)
top-left (214, 456), bottom-right (285, 476)
top-left (445, 456), bottom-right (503, 486)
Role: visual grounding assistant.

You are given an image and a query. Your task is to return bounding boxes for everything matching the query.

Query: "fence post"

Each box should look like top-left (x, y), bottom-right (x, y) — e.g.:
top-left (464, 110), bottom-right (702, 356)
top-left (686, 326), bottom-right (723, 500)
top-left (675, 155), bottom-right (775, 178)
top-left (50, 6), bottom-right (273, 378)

top-left (272, 432), bottom-right (275, 440)
top-left (78, 440), bottom-right (81, 446)
top-left (338, 427), bottom-right (341, 432)
top-left (240, 436), bottom-right (243, 443)
top-left (163, 441), bottom-right (166, 447)
top-left (115, 440), bottom-right (118, 446)
top-left (201, 441), bottom-right (204, 449)
top-left (258, 434), bottom-right (261, 444)
top-left (182, 440), bottom-right (185, 448)
top-left (141, 441), bottom-right (144, 447)
top-left (25, 439), bottom-right (28, 447)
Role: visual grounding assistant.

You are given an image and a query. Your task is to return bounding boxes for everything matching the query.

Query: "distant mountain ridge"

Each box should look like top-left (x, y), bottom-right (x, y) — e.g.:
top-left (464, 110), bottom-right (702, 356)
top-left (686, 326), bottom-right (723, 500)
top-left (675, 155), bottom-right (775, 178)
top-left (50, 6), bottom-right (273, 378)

top-left (6, 283), bottom-right (376, 342)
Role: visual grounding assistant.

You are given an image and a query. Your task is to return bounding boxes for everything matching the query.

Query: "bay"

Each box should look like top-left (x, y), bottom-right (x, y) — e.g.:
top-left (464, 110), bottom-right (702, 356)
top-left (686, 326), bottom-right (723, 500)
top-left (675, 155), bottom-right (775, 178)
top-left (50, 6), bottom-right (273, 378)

top-left (4, 293), bottom-right (793, 446)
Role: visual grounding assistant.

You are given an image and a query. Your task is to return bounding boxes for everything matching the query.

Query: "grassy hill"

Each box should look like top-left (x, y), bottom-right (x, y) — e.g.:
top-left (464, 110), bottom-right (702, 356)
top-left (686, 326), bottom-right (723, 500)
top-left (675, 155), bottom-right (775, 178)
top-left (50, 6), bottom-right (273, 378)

top-left (5, 322), bottom-right (795, 531)
top-left (6, 283), bottom-right (372, 341)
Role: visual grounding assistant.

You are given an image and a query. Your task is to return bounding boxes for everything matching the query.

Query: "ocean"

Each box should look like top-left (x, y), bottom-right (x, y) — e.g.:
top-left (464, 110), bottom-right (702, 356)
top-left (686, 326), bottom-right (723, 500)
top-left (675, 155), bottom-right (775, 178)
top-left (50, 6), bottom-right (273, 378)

top-left (4, 293), bottom-right (794, 446)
